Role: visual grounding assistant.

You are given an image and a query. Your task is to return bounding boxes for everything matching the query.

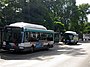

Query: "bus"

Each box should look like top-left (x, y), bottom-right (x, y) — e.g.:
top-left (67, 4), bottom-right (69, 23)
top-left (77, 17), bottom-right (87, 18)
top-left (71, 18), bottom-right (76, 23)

top-left (62, 31), bottom-right (78, 45)
top-left (2, 22), bottom-right (54, 52)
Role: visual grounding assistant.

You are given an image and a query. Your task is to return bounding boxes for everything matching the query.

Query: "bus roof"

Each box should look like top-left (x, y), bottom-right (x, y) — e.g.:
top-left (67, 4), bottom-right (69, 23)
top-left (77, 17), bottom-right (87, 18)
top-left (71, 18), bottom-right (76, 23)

top-left (24, 28), bottom-right (54, 33)
top-left (9, 22), bottom-right (47, 30)
top-left (65, 31), bottom-right (78, 35)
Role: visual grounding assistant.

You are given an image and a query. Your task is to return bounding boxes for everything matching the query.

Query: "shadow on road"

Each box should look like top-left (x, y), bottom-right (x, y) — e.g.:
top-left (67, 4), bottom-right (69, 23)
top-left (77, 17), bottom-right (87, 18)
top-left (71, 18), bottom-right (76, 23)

top-left (0, 44), bottom-right (87, 60)
top-left (79, 40), bottom-right (90, 43)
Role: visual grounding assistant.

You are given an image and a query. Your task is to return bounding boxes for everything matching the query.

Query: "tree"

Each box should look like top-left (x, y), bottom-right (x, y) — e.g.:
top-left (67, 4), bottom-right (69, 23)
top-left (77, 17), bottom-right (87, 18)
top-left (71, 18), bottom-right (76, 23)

top-left (43, 0), bottom-right (77, 31)
top-left (0, 0), bottom-right (90, 35)
top-left (68, 6), bottom-right (80, 32)
top-left (78, 3), bottom-right (90, 33)
top-left (83, 22), bottom-right (90, 33)
top-left (54, 21), bottom-right (65, 33)
top-left (0, 0), bottom-right (9, 26)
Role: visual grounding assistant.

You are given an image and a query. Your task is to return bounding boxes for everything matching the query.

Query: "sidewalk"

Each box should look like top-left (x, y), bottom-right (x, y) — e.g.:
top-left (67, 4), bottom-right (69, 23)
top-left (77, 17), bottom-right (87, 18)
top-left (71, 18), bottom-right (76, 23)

top-left (79, 40), bottom-right (90, 43)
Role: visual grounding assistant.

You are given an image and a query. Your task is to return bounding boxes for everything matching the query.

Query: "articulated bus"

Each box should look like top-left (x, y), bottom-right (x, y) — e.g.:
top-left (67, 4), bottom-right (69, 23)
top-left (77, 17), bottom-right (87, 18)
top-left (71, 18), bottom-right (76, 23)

top-left (2, 22), bottom-right (54, 52)
top-left (62, 31), bottom-right (78, 45)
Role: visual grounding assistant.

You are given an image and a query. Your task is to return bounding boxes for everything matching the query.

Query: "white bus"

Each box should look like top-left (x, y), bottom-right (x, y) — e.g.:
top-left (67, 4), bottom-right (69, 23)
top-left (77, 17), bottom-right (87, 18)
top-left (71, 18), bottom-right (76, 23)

top-left (62, 31), bottom-right (78, 44)
top-left (2, 22), bottom-right (54, 52)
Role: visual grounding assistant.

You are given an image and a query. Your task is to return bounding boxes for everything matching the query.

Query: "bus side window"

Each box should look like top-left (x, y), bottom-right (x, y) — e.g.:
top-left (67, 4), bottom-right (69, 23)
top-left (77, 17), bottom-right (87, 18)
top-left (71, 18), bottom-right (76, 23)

top-left (47, 34), bottom-right (53, 41)
top-left (29, 32), bottom-right (38, 42)
top-left (24, 32), bottom-right (30, 42)
top-left (37, 33), bottom-right (40, 40)
top-left (40, 33), bottom-right (47, 40)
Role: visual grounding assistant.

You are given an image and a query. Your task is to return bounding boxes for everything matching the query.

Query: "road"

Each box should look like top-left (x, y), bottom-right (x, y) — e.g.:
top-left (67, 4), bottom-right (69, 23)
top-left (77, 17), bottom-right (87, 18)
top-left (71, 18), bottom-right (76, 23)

top-left (0, 42), bottom-right (90, 67)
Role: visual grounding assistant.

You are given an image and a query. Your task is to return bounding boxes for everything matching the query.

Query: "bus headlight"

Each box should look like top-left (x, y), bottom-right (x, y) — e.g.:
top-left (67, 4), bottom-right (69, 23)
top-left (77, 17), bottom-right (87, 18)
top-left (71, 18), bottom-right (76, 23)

top-left (3, 41), bottom-right (6, 45)
top-left (18, 43), bottom-right (24, 49)
top-left (19, 47), bottom-right (24, 49)
top-left (18, 43), bottom-right (24, 47)
top-left (71, 40), bottom-right (74, 42)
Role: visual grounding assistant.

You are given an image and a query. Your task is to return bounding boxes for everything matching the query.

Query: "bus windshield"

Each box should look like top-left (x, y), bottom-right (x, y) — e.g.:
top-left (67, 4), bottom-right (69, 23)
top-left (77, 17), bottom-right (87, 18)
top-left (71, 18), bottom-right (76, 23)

top-left (4, 27), bottom-right (22, 43)
top-left (64, 33), bottom-right (74, 40)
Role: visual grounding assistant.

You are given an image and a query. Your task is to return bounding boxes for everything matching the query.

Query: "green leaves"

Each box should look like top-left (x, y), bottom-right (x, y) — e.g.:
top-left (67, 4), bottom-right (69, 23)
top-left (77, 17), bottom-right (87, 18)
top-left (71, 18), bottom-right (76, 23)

top-left (54, 21), bottom-right (64, 26)
top-left (54, 21), bottom-right (65, 33)
top-left (83, 22), bottom-right (90, 33)
top-left (0, 0), bottom-right (90, 34)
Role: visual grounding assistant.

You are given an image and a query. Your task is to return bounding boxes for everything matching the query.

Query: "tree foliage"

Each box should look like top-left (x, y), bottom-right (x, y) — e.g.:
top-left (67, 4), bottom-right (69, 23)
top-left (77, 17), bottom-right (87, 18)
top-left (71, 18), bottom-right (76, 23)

top-left (83, 22), bottom-right (90, 33)
top-left (54, 21), bottom-right (65, 33)
top-left (78, 4), bottom-right (90, 33)
top-left (0, 0), bottom-right (90, 34)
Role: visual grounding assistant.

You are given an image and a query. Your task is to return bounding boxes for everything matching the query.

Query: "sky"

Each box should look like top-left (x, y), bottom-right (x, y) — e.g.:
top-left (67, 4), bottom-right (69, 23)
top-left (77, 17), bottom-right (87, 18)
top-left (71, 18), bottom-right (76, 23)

top-left (76, 0), bottom-right (90, 22)
top-left (76, 0), bottom-right (90, 5)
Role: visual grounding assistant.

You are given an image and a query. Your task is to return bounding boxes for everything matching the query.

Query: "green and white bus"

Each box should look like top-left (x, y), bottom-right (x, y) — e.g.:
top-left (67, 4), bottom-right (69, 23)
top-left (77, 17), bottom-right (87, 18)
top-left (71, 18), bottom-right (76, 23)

top-left (2, 22), bottom-right (54, 52)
